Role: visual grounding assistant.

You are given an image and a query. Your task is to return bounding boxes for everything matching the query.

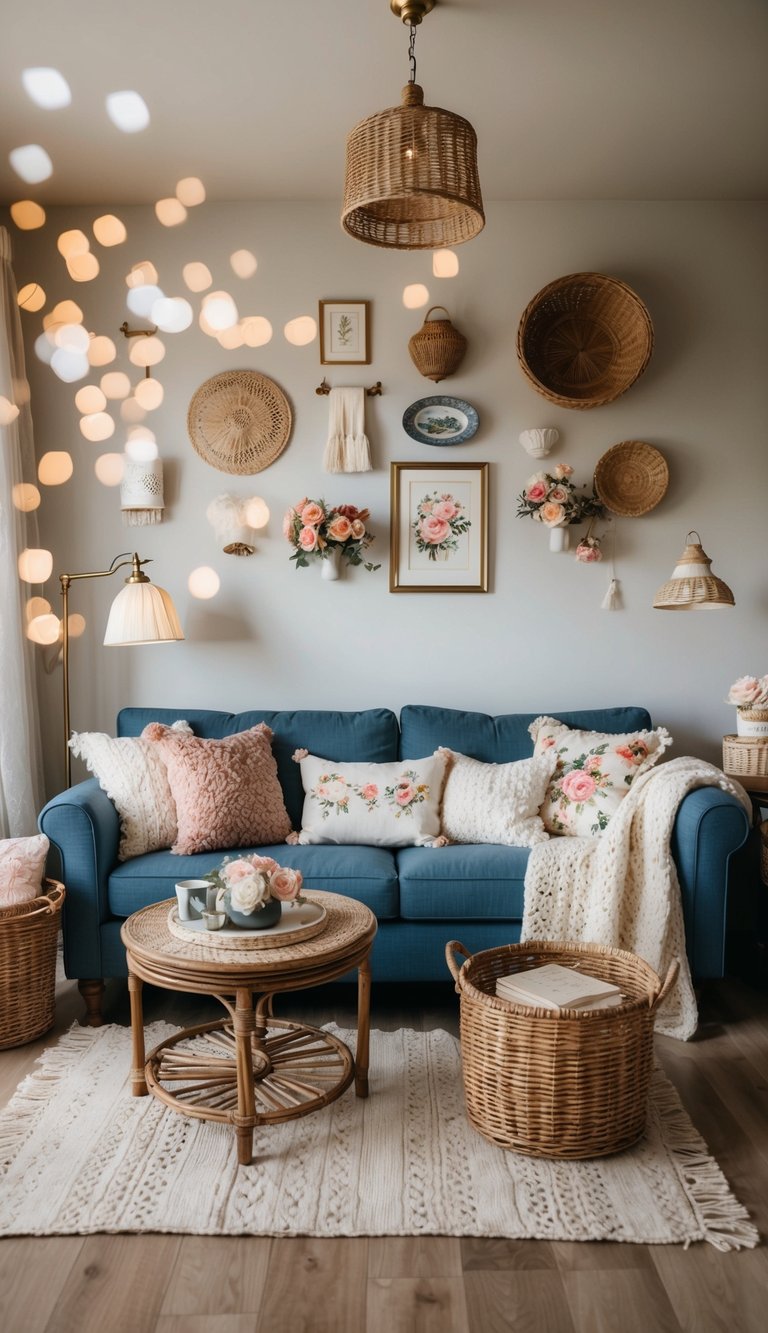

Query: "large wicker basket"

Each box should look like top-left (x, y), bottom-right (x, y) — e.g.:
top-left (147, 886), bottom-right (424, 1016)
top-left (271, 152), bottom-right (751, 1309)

top-left (446, 939), bottom-right (677, 1159)
top-left (516, 272), bottom-right (654, 409)
top-left (0, 880), bottom-right (64, 1049)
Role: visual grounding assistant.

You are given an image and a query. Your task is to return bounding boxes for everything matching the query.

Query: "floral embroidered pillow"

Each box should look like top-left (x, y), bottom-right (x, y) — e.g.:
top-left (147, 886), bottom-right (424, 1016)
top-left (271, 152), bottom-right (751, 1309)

top-left (529, 716), bottom-right (673, 837)
top-left (291, 751), bottom-right (448, 847)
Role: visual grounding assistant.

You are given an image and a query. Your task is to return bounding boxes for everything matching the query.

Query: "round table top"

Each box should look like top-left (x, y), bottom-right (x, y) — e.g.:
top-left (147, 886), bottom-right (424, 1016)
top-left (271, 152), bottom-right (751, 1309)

top-left (121, 891), bottom-right (377, 989)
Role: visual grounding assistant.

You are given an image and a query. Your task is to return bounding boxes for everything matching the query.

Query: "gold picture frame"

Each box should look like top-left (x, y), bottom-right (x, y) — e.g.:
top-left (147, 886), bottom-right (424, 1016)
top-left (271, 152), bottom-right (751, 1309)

top-left (390, 462), bottom-right (489, 593)
top-left (319, 300), bottom-right (371, 365)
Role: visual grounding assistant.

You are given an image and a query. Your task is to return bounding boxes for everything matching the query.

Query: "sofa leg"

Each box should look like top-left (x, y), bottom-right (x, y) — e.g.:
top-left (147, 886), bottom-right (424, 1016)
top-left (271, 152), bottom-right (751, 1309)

top-left (78, 978), bottom-right (105, 1027)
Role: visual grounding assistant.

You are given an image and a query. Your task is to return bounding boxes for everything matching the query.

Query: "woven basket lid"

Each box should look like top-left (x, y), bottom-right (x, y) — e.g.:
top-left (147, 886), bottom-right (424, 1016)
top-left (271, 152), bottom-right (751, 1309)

top-left (187, 370), bottom-right (292, 475)
top-left (594, 440), bottom-right (668, 516)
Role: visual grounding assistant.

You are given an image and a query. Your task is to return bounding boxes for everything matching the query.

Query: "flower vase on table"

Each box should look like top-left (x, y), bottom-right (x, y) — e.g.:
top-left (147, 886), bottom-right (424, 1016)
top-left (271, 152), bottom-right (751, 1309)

top-left (204, 854), bottom-right (304, 930)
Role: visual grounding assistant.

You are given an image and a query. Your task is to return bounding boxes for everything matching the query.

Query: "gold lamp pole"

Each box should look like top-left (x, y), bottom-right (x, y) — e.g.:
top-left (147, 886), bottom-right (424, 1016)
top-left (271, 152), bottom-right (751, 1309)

top-left (60, 552), bottom-right (184, 786)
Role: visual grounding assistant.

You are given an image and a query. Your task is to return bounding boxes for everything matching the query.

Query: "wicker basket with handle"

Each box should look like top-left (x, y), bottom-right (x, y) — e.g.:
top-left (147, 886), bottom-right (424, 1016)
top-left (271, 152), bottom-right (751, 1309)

top-left (722, 734), bottom-right (768, 788)
top-left (446, 938), bottom-right (677, 1159)
top-left (0, 879), bottom-right (64, 1049)
top-left (408, 306), bottom-right (467, 382)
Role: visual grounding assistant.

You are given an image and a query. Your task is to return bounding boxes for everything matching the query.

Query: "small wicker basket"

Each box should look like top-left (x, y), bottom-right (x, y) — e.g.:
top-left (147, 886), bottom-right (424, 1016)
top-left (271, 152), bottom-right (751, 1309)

top-left (0, 880), bottom-right (64, 1049)
top-left (408, 306), bottom-right (467, 382)
top-left (722, 735), bottom-right (768, 789)
top-left (446, 938), bottom-right (676, 1160)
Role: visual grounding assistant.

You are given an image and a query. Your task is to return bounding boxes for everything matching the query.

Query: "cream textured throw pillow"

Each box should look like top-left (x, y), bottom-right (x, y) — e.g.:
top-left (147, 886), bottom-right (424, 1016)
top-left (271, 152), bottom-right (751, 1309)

top-left (438, 749), bottom-right (557, 847)
top-left (529, 715), bottom-right (673, 837)
top-left (0, 834), bottom-right (49, 906)
top-left (292, 751), bottom-right (448, 847)
top-left (69, 721), bottom-right (192, 861)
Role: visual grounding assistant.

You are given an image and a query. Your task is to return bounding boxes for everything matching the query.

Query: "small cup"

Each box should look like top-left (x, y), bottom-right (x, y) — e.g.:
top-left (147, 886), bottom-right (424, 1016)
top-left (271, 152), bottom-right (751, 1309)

top-left (201, 909), bottom-right (227, 931)
top-left (175, 879), bottom-right (210, 922)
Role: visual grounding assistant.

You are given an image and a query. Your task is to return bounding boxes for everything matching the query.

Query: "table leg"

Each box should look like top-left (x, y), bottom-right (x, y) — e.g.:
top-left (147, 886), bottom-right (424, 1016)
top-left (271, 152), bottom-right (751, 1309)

top-left (127, 972), bottom-right (147, 1096)
top-left (355, 953), bottom-right (371, 1098)
top-left (233, 987), bottom-right (257, 1165)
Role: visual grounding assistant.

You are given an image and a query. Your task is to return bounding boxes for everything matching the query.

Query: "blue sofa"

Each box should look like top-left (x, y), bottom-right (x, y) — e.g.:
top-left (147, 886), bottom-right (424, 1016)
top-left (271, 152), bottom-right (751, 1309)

top-left (39, 704), bottom-right (750, 1024)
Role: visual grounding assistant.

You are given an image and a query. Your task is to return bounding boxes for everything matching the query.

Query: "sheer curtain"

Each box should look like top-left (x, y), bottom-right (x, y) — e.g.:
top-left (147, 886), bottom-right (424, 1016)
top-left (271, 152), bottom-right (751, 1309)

top-left (0, 225), bottom-right (45, 835)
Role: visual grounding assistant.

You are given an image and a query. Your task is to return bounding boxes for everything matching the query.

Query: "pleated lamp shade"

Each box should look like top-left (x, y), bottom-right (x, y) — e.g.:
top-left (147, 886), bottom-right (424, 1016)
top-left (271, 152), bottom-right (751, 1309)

top-left (342, 83), bottom-right (484, 250)
top-left (103, 580), bottom-right (184, 645)
top-left (652, 533), bottom-right (735, 610)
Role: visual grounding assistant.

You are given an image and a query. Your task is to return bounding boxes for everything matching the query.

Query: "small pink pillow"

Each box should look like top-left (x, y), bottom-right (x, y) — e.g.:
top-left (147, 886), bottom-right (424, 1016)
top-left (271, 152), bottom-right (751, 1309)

top-left (144, 723), bottom-right (291, 855)
top-left (0, 834), bottom-right (49, 907)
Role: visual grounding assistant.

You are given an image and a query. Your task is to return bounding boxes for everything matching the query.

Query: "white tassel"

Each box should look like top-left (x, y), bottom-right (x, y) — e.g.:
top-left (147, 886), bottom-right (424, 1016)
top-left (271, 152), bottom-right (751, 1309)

top-left (601, 577), bottom-right (621, 610)
top-left (323, 434), bottom-right (346, 472)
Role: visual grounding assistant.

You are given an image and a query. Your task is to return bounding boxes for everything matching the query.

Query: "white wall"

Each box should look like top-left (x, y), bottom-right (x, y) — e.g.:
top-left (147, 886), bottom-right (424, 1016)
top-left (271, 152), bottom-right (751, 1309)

top-left (10, 200), bottom-right (768, 795)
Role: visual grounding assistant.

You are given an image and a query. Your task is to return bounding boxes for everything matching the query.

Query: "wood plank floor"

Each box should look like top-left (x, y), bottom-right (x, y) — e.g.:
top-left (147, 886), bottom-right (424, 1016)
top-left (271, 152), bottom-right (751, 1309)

top-left (1, 973), bottom-right (766, 1333)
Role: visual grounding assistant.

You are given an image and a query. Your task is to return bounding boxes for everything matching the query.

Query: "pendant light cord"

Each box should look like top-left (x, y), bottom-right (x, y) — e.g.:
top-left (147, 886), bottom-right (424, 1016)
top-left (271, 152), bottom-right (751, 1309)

top-left (408, 22), bottom-right (417, 83)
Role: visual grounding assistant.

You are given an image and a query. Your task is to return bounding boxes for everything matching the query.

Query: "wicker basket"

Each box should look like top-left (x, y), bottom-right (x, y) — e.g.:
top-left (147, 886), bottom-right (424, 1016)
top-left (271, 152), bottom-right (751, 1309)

top-left (516, 272), bottom-right (654, 409)
top-left (408, 306), bottom-right (467, 382)
top-left (594, 441), bottom-right (669, 517)
top-left (0, 880), bottom-right (64, 1049)
top-left (722, 735), bottom-right (768, 789)
top-left (446, 939), bottom-right (677, 1159)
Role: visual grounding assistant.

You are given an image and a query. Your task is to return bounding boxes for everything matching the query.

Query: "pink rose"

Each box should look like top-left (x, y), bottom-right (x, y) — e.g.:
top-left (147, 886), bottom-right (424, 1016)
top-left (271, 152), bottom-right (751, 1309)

top-left (300, 501), bottom-right (324, 526)
top-left (575, 542), bottom-right (603, 563)
top-left (419, 515), bottom-right (450, 544)
top-left (361, 783), bottom-right (378, 800)
top-left (395, 781), bottom-right (416, 805)
top-left (547, 485), bottom-right (569, 503)
top-left (350, 519), bottom-right (366, 540)
top-left (419, 500), bottom-right (434, 515)
top-left (541, 735), bottom-right (556, 748)
top-left (299, 526), bottom-right (318, 551)
top-left (432, 500), bottom-right (458, 521)
top-left (727, 675), bottom-right (762, 706)
top-left (553, 464), bottom-right (573, 479)
top-left (327, 515), bottom-right (352, 542)
top-left (585, 755), bottom-right (602, 772)
top-left (270, 866), bottom-right (303, 901)
top-left (223, 858), bottom-right (256, 884)
top-left (336, 505), bottom-right (359, 520)
top-left (282, 508), bottom-right (296, 538)
top-left (560, 770), bottom-right (597, 803)
top-left (615, 740), bottom-right (649, 765)
top-left (247, 854), bottom-right (279, 875)
top-left (539, 501), bottom-right (565, 527)
top-left (526, 481), bottom-right (548, 503)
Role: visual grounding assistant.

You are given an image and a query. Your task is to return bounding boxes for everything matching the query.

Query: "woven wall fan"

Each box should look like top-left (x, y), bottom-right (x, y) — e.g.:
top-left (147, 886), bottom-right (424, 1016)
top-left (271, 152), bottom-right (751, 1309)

top-left (187, 370), bottom-right (292, 475)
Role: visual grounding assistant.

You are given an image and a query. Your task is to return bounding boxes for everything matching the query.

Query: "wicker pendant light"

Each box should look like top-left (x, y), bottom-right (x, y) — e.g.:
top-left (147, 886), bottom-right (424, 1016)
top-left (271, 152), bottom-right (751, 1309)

top-left (653, 531), bottom-right (735, 610)
top-left (342, 1), bottom-right (484, 250)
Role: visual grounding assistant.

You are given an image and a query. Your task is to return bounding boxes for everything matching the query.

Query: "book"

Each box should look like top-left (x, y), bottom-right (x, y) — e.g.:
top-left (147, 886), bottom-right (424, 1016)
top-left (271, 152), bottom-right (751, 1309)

top-left (494, 963), bottom-right (622, 1011)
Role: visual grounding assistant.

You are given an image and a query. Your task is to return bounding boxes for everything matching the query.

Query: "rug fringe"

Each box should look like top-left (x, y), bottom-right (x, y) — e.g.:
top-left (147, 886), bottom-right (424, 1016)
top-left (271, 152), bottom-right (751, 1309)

top-left (651, 1069), bottom-right (759, 1251)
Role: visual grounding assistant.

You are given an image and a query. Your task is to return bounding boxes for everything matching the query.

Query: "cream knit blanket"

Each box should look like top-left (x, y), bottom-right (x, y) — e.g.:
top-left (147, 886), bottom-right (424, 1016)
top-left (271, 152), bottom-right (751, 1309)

top-left (522, 757), bottom-right (752, 1040)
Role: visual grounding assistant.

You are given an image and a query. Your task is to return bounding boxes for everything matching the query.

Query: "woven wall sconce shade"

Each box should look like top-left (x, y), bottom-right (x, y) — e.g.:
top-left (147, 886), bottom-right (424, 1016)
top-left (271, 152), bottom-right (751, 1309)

top-left (653, 532), bottom-right (735, 610)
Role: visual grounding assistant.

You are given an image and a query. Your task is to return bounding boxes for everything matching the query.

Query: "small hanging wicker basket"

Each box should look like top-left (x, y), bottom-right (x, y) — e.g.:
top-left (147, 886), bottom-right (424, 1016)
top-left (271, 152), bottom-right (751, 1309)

top-left (408, 306), bottom-right (467, 382)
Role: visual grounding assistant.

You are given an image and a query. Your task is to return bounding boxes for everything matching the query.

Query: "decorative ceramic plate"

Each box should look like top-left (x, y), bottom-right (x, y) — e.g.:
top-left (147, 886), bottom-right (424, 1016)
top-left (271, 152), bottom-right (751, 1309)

top-left (167, 899), bottom-right (327, 949)
top-left (402, 396), bottom-right (479, 445)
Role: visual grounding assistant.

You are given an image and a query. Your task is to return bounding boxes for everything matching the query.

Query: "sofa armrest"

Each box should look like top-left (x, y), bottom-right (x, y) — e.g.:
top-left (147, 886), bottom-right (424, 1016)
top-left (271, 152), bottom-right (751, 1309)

top-left (38, 778), bottom-right (120, 979)
top-left (671, 787), bottom-right (750, 980)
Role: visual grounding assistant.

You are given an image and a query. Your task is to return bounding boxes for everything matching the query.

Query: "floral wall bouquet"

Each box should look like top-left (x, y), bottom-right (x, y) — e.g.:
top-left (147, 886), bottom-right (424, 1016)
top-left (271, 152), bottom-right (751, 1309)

top-left (726, 676), bottom-right (768, 709)
top-left (412, 491), bottom-right (471, 561)
top-left (283, 499), bottom-right (379, 570)
top-left (516, 464), bottom-right (603, 529)
top-left (204, 854), bottom-right (304, 916)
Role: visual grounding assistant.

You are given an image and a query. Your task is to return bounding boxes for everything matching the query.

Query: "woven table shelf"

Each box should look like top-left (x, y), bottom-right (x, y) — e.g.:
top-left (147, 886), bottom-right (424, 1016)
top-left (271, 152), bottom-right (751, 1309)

top-left (0, 879), bottom-right (64, 1049)
top-left (446, 938), bottom-right (676, 1160)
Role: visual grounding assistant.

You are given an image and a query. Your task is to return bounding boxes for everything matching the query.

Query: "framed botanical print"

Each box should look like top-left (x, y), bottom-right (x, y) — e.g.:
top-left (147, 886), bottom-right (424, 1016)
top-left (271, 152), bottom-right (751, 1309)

top-left (319, 300), bottom-right (371, 365)
top-left (390, 462), bottom-right (489, 593)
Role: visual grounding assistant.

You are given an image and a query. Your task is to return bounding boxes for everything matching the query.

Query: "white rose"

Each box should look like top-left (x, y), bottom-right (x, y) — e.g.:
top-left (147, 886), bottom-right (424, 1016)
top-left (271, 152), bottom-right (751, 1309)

top-left (229, 871), bottom-right (270, 913)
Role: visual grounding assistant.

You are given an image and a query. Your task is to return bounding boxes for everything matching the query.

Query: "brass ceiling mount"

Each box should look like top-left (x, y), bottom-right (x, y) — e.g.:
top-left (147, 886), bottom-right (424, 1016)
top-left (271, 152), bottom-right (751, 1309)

top-left (390, 0), bottom-right (436, 23)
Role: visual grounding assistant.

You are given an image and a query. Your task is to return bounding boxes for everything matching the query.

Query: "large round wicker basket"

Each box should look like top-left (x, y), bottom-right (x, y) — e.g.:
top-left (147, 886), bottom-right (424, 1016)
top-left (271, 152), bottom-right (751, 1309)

top-left (408, 306), bottom-right (467, 382)
top-left (446, 939), bottom-right (676, 1159)
top-left (0, 879), bottom-right (64, 1049)
top-left (516, 272), bottom-right (654, 409)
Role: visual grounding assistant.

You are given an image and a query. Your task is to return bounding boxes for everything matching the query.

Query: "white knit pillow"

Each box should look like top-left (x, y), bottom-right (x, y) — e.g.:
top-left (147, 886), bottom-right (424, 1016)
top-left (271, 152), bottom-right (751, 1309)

top-left (292, 751), bottom-right (448, 847)
top-left (438, 749), bottom-right (557, 847)
top-left (69, 721), bottom-right (192, 860)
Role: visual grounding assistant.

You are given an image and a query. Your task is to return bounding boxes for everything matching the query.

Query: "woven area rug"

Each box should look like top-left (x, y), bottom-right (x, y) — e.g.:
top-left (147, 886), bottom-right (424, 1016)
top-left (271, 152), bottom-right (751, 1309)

top-left (0, 1022), bottom-right (757, 1249)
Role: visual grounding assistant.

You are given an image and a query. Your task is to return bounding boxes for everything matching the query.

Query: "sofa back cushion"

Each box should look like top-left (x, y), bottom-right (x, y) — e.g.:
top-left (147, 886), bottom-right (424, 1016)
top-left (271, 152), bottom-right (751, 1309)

top-left (399, 705), bottom-right (653, 763)
top-left (117, 708), bottom-right (400, 830)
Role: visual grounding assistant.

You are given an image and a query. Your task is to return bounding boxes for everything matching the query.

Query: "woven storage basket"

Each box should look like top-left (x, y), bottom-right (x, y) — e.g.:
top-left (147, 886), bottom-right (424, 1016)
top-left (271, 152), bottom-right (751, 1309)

top-left (516, 272), bottom-right (654, 409)
top-left (446, 938), bottom-right (676, 1159)
top-left (594, 441), bottom-right (669, 516)
top-left (408, 306), bottom-right (467, 382)
top-left (722, 735), bottom-right (768, 789)
top-left (0, 880), bottom-right (64, 1049)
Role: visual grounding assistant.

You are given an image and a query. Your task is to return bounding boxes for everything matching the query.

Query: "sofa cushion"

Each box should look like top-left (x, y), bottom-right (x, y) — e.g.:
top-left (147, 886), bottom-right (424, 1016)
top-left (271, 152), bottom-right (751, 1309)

top-left (118, 708), bottom-right (399, 830)
top-left (293, 751), bottom-right (448, 847)
top-left (400, 704), bottom-right (653, 764)
top-left (397, 844), bottom-right (529, 920)
top-left (439, 749), bottom-right (555, 847)
top-left (108, 843), bottom-right (399, 920)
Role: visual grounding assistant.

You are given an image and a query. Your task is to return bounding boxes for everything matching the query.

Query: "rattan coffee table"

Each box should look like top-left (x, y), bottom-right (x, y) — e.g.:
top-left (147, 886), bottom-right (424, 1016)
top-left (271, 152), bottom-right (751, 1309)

top-left (120, 891), bottom-right (376, 1165)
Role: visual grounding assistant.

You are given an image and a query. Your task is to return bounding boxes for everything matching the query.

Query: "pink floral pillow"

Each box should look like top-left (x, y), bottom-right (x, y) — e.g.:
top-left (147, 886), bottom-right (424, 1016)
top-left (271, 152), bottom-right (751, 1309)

top-left (144, 723), bottom-right (291, 855)
top-left (0, 834), bottom-right (49, 906)
top-left (529, 716), bottom-right (672, 837)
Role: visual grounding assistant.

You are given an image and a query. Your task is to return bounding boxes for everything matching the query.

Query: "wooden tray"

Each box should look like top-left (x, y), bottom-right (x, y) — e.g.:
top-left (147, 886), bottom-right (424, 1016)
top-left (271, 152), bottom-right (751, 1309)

top-left (167, 899), bottom-right (327, 950)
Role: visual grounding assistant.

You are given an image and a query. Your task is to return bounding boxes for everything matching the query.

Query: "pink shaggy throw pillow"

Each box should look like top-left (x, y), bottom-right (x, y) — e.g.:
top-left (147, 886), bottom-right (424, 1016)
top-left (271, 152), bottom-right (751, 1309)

top-left (144, 723), bottom-right (291, 855)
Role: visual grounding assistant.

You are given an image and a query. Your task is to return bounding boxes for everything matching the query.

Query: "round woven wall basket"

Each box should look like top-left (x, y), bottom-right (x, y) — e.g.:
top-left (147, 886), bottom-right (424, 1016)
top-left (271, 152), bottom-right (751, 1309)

top-left (187, 370), bottom-right (292, 475)
top-left (594, 441), bottom-right (669, 516)
top-left (408, 306), bottom-right (467, 383)
top-left (516, 272), bottom-right (654, 409)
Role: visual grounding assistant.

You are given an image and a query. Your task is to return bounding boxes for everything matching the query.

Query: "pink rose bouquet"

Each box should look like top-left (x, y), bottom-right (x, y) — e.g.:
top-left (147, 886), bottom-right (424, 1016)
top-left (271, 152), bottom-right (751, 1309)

top-left (284, 498), bottom-right (379, 572)
top-left (516, 465), bottom-right (602, 529)
top-left (204, 853), bottom-right (304, 914)
top-left (726, 675), bottom-right (768, 708)
top-left (412, 490), bottom-right (471, 560)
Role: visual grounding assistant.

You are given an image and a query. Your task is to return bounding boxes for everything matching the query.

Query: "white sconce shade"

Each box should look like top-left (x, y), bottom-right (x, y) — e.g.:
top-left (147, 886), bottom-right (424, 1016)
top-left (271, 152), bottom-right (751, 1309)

top-left (653, 532), bottom-right (735, 610)
top-left (519, 427), bottom-right (559, 458)
top-left (121, 457), bottom-right (164, 525)
top-left (104, 580), bottom-right (183, 645)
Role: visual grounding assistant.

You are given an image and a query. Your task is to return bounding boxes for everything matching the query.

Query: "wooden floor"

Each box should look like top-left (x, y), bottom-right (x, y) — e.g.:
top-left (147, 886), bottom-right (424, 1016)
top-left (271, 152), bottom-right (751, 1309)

top-left (1, 972), bottom-right (766, 1333)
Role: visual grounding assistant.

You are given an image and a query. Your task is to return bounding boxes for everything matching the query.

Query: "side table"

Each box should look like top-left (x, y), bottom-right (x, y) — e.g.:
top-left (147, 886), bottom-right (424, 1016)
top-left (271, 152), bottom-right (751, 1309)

top-left (120, 891), bottom-right (377, 1165)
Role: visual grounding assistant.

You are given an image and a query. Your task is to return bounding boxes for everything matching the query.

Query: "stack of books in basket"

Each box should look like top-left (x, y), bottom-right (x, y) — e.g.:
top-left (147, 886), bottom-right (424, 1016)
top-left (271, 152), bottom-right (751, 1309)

top-left (495, 963), bottom-right (624, 1012)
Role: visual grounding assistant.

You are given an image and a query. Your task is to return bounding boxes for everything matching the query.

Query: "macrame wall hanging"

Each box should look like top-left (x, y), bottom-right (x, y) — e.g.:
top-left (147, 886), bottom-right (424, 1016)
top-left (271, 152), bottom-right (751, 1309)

top-left (120, 457), bottom-right (164, 526)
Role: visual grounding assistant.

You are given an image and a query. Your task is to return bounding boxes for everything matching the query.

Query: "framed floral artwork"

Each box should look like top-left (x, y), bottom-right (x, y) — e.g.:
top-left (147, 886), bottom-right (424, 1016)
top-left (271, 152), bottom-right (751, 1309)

top-left (390, 462), bottom-right (489, 593)
top-left (319, 300), bottom-right (371, 365)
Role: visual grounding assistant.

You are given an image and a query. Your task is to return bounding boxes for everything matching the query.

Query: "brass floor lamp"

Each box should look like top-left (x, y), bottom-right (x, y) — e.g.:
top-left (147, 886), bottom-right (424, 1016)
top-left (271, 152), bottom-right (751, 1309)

top-left (60, 551), bottom-right (184, 786)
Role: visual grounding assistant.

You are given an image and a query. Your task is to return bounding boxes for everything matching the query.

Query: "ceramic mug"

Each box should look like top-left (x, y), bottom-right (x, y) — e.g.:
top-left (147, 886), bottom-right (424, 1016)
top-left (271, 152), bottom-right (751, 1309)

top-left (175, 879), bottom-right (210, 922)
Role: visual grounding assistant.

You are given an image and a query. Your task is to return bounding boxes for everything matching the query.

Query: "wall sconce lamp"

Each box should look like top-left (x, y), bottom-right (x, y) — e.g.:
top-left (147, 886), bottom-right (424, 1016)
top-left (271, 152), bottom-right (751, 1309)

top-left (60, 552), bottom-right (184, 785)
top-left (652, 531), bottom-right (735, 611)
